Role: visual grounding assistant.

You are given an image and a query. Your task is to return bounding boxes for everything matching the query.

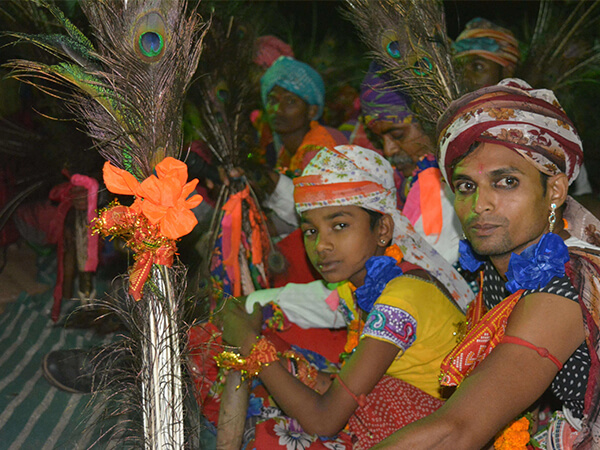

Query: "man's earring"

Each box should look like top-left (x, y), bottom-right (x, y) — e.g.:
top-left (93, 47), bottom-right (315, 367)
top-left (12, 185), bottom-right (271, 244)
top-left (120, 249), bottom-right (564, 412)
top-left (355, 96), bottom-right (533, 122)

top-left (548, 203), bottom-right (557, 233)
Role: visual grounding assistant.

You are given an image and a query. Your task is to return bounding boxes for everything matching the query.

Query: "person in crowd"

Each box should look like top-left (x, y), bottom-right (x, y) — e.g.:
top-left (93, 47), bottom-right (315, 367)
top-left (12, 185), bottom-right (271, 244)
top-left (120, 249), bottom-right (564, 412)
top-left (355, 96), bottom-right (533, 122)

top-left (260, 56), bottom-right (347, 174)
top-left (216, 144), bottom-right (471, 448)
top-left (373, 78), bottom-right (600, 449)
top-left (452, 17), bottom-right (520, 92)
top-left (360, 62), bottom-right (463, 265)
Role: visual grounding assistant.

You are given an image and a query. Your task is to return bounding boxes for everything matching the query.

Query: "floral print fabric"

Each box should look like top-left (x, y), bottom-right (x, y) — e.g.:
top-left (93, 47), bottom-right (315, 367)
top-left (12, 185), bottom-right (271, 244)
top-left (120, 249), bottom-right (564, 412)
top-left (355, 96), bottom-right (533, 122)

top-left (437, 78), bottom-right (583, 186)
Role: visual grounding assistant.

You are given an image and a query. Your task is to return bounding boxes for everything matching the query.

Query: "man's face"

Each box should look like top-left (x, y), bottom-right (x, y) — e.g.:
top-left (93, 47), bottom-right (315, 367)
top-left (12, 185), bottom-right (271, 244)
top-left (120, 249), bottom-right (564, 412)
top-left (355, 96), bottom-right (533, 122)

top-left (457, 55), bottom-right (504, 92)
top-left (452, 143), bottom-right (552, 267)
top-left (368, 120), bottom-right (433, 169)
top-left (265, 85), bottom-right (313, 135)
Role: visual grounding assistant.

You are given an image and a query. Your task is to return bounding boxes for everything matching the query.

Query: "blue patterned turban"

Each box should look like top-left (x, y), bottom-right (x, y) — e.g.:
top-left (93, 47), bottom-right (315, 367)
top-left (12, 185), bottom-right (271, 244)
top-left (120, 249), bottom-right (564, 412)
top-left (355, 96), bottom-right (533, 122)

top-left (260, 56), bottom-right (325, 120)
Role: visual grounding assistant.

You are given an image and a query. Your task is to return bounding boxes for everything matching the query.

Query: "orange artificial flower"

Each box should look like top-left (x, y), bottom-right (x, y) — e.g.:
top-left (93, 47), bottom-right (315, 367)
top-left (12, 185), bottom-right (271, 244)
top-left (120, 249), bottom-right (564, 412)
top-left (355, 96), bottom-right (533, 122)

top-left (103, 157), bottom-right (203, 240)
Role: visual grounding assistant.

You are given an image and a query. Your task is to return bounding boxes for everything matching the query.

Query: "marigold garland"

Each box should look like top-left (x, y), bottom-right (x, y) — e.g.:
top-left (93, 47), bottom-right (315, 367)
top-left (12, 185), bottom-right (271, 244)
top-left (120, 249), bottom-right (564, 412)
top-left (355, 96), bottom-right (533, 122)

top-left (494, 416), bottom-right (533, 450)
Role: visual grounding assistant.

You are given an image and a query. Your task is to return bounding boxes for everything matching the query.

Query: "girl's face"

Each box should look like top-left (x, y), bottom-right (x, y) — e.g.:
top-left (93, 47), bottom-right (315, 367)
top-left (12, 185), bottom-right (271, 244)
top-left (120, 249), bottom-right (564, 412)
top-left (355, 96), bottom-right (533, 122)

top-left (300, 205), bottom-right (388, 287)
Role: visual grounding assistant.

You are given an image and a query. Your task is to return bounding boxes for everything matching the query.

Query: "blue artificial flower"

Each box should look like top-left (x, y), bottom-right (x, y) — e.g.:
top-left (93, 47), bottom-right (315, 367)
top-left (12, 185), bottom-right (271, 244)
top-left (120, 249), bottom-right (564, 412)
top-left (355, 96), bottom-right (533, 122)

top-left (355, 256), bottom-right (403, 312)
top-left (505, 233), bottom-right (570, 293)
top-left (246, 394), bottom-right (263, 418)
top-left (409, 154), bottom-right (439, 188)
top-left (458, 239), bottom-right (486, 272)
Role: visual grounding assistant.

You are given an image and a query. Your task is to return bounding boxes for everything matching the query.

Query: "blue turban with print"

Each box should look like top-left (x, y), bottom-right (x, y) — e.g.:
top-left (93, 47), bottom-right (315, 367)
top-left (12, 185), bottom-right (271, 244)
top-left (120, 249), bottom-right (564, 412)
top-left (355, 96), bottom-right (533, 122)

top-left (260, 56), bottom-right (325, 120)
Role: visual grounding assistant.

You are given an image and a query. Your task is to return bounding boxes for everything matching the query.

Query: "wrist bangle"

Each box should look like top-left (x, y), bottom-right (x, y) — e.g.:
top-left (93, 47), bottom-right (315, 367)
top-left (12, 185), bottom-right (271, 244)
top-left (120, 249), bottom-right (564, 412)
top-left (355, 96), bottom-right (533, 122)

top-left (282, 350), bottom-right (318, 390)
top-left (214, 336), bottom-right (278, 382)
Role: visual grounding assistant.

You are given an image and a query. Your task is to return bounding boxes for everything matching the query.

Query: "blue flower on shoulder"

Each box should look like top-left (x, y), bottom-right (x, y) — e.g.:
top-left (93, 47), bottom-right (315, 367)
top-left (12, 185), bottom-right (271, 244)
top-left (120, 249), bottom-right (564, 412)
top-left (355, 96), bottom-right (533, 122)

top-left (505, 233), bottom-right (570, 293)
top-left (355, 256), bottom-right (403, 313)
top-left (458, 239), bottom-right (486, 272)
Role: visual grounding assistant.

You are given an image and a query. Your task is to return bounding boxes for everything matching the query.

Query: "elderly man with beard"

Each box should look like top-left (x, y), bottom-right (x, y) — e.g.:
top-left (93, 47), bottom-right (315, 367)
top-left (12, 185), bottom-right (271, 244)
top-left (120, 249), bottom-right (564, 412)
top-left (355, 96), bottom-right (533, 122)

top-left (359, 61), bottom-right (463, 265)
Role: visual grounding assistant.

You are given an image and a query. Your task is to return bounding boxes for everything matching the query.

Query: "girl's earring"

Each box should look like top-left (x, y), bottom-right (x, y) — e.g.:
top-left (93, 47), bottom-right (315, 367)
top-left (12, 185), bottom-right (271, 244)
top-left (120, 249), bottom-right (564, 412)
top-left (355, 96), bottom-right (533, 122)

top-left (380, 239), bottom-right (386, 245)
top-left (548, 203), bottom-right (557, 233)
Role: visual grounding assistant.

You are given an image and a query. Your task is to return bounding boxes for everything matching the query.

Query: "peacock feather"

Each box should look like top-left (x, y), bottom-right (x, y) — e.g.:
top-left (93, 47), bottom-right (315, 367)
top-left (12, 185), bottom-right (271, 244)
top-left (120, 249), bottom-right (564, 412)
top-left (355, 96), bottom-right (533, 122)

top-left (4, 1), bottom-right (209, 447)
top-left (6, 0), bottom-right (207, 179)
top-left (518, 0), bottom-right (600, 91)
top-left (343, 0), bottom-right (460, 131)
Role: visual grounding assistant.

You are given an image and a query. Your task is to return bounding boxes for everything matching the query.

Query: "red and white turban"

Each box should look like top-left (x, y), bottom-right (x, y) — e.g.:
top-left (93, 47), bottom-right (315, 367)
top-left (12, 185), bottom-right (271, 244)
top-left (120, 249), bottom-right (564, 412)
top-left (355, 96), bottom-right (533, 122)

top-left (436, 79), bottom-right (583, 187)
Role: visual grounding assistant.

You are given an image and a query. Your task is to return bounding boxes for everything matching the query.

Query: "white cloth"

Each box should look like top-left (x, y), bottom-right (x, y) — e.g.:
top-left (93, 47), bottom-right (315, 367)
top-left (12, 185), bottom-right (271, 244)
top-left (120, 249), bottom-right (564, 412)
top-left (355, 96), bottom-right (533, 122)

top-left (570, 164), bottom-right (593, 196)
top-left (245, 280), bottom-right (346, 329)
top-left (263, 174), bottom-right (299, 230)
top-left (565, 235), bottom-right (600, 252)
top-left (411, 184), bottom-right (462, 265)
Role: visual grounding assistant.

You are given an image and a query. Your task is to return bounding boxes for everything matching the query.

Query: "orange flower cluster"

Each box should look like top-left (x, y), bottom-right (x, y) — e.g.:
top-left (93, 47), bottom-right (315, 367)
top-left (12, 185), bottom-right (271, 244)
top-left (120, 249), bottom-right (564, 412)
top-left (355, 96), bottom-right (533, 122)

top-left (95, 157), bottom-right (203, 300)
top-left (103, 157), bottom-right (203, 240)
top-left (494, 417), bottom-right (531, 450)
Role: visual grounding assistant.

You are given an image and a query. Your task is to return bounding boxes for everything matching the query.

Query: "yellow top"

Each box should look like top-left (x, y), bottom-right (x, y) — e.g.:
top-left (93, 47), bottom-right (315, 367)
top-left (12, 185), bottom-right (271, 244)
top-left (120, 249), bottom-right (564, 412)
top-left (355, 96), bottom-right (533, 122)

top-left (338, 276), bottom-right (464, 398)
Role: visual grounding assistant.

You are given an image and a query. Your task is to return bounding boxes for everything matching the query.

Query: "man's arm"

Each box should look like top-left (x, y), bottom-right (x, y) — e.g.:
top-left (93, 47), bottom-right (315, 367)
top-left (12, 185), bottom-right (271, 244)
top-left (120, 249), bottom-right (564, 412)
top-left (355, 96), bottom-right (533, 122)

top-left (373, 291), bottom-right (586, 449)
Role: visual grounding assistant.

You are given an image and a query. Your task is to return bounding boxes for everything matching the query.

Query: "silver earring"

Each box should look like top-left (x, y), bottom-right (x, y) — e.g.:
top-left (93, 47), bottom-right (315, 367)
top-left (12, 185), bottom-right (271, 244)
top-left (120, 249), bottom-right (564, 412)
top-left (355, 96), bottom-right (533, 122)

top-left (380, 239), bottom-right (386, 245)
top-left (548, 203), bottom-right (557, 233)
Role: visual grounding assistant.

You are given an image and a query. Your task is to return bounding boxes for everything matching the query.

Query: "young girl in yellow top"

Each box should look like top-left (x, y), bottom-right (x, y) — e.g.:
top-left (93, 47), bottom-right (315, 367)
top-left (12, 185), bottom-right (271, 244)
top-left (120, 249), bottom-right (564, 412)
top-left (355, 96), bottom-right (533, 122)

top-left (220, 145), bottom-right (472, 448)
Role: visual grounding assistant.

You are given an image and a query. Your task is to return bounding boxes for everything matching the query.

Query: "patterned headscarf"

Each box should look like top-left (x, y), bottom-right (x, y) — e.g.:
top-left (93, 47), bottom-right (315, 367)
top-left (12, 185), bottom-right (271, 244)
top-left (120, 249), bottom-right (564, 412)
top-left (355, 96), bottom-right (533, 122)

top-left (453, 18), bottom-right (520, 76)
top-left (437, 78), bottom-right (583, 187)
top-left (294, 144), bottom-right (473, 311)
top-left (260, 56), bottom-right (325, 120)
top-left (360, 61), bottom-right (414, 129)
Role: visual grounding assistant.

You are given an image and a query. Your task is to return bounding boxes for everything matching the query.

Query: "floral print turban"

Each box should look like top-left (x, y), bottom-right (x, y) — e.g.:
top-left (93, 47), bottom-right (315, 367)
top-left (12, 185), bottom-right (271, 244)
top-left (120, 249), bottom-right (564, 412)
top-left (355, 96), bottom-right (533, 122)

top-left (437, 78), bottom-right (583, 187)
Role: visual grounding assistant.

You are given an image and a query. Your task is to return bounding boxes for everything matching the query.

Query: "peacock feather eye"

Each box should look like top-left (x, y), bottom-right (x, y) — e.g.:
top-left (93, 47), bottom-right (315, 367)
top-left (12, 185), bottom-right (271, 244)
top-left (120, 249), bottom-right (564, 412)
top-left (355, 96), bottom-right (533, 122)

top-left (217, 89), bottom-right (229, 103)
top-left (215, 81), bottom-right (229, 103)
top-left (139, 31), bottom-right (163, 58)
top-left (413, 57), bottom-right (433, 76)
top-left (133, 11), bottom-right (167, 62)
top-left (387, 41), bottom-right (402, 59)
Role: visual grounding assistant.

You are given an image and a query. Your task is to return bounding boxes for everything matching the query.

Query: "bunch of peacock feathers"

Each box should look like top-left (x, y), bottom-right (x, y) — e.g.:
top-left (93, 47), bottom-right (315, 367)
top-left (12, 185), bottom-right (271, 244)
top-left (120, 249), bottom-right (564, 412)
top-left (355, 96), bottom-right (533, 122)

top-left (518, 0), bottom-right (600, 93)
top-left (184, 5), bottom-right (275, 447)
top-left (343, 0), bottom-right (460, 132)
top-left (7, 0), bottom-right (205, 179)
top-left (5, 0), bottom-right (208, 447)
top-left (188, 4), bottom-right (272, 305)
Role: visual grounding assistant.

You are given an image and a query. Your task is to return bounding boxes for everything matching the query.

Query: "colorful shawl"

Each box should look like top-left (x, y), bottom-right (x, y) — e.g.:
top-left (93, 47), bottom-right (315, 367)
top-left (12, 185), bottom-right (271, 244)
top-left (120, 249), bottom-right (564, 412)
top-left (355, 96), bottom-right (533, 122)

top-left (293, 144), bottom-right (473, 311)
top-left (277, 121), bottom-right (345, 173)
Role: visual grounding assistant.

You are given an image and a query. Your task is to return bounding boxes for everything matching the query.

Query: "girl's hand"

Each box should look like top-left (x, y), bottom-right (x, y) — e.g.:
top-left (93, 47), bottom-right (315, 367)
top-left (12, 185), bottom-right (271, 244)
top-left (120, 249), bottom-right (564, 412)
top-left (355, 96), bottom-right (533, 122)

top-left (219, 298), bottom-right (262, 354)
